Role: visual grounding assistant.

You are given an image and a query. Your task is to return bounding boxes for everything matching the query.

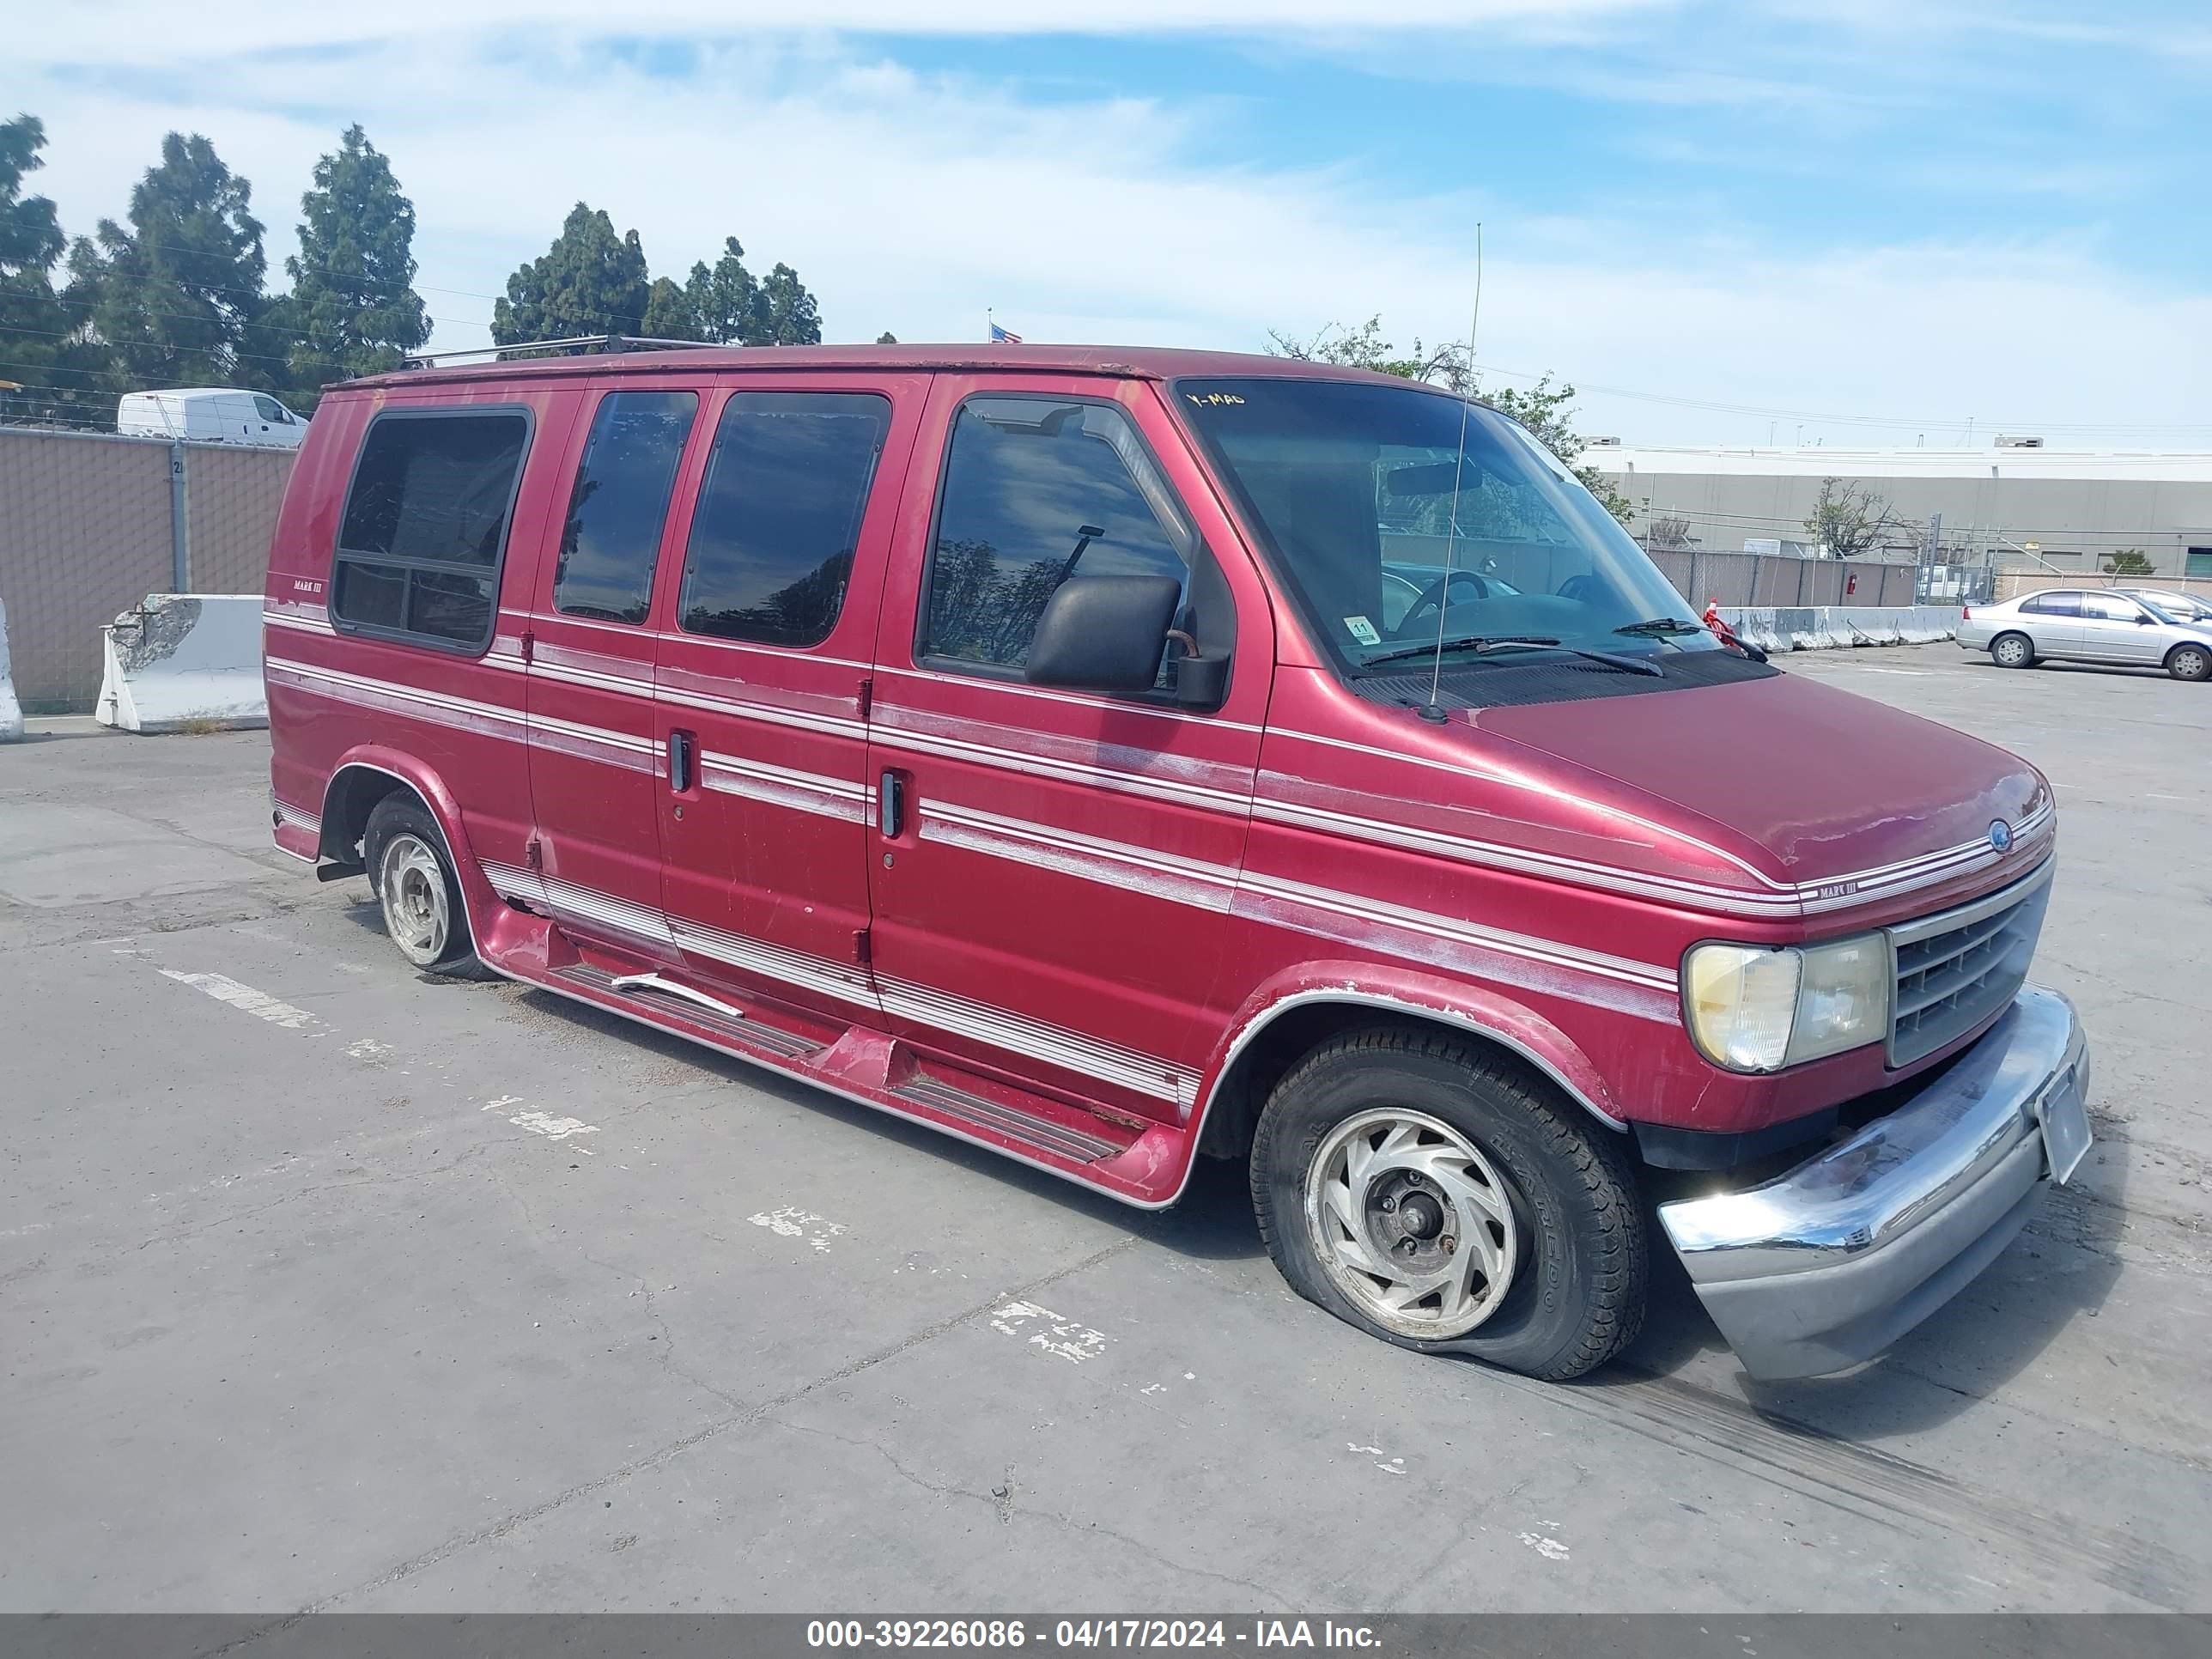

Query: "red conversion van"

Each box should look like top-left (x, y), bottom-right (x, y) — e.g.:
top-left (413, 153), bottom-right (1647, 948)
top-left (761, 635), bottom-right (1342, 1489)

top-left (264, 339), bottom-right (2091, 1382)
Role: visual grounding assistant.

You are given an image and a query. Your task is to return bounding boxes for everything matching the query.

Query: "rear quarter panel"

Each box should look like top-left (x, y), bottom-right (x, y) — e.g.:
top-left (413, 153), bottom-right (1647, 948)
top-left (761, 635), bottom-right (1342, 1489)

top-left (264, 382), bottom-right (584, 877)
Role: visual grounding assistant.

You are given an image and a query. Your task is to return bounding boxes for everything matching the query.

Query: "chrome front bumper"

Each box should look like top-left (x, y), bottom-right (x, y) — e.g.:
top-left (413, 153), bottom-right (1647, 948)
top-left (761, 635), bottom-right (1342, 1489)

top-left (1657, 985), bottom-right (2090, 1382)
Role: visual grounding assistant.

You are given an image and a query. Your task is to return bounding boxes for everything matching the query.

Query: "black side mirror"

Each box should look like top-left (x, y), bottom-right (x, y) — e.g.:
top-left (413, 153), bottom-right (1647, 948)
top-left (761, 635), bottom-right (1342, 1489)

top-left (1172, 652), bottom-right (1231, 708)
top-left (1025, 574), bottom-right (1181, 694)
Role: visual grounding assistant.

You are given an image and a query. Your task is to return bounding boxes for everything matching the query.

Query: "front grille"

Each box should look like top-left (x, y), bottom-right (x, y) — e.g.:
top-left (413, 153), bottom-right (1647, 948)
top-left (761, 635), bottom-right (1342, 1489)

top-left (1885, 863), bottom-right (2051, 1066)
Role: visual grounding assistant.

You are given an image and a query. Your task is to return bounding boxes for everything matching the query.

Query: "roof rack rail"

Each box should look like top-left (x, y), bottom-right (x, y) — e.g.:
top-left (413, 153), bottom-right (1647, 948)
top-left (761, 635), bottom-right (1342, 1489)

top-left (397, 334), bottom-right (708, 369)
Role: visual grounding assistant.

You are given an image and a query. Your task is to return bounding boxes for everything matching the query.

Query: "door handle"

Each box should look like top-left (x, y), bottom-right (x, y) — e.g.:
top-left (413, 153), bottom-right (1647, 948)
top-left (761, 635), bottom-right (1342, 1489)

top-left (669, 730), bottom-right (696, 794)
top-left (878, 769), bottom-right (906, 839)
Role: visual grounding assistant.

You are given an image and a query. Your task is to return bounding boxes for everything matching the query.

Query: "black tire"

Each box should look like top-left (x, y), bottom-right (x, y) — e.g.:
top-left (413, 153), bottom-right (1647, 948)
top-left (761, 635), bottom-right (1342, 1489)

top-left (1990, 632), bottom-right (2036, 670)
top-left (361, 795), bottom-right (493, 979)
top-left (2166, 641), bottom-right (2211, 683)
top-left (1250, 1025), bottom-right (1645, 1382)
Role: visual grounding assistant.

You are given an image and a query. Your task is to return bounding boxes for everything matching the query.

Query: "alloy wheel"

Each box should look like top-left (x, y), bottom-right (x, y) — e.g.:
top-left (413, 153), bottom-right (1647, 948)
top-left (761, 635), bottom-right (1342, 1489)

top-left (1304, 1109), bottom-right (1521, 1339)
top-left (378, 832), bottom-right (451, 966)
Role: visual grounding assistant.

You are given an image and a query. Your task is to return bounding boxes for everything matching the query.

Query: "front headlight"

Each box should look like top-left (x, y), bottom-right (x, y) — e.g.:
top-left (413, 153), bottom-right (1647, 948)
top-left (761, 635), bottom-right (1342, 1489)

top-left (1683, 935), bottom-right (1890, 1073)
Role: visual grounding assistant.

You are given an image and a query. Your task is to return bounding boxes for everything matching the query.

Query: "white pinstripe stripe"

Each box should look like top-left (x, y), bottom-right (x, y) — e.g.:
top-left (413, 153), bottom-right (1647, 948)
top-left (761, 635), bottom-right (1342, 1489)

top-left (473, 861), bottom-right (1189, 1103)
top-left (871, 723), bottom-right (1249, 816)
top-left (876, 975), bottom-right (1195, 1106)
top-left (271, 799), bottom-right (321, 835)
top-left (1237, 869), bottom-right (1677, 993)
top-left (667, 917), bottom-right (877, 1006)
top-left (266, 660), bottom-right (526, 744)
top-left (272, 647), bottom-right (2054, 921)
top-left (263, 610), bottom-right (337, 636)
top-left (481, 861), bottom-right (676, 946)
top-left (1255, 779), bottom-right (2055, 917)
top-left (918, 800), bottom-right (1242, 914)
top-left (701, 754), bottom-right (872, 821)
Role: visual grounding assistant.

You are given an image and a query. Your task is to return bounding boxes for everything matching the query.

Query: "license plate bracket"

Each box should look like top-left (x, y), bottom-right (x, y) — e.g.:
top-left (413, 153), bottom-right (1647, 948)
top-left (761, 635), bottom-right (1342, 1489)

top-left (2035, 1062), bottom-right (2093, 1185)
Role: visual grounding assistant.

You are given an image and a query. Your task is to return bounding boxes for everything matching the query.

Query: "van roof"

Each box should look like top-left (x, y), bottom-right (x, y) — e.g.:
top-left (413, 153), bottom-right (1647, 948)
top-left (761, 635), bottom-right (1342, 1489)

top-left (121, 387), bottom-right (261, 401)
top-left (343, 342), bottom-right (1447, 392)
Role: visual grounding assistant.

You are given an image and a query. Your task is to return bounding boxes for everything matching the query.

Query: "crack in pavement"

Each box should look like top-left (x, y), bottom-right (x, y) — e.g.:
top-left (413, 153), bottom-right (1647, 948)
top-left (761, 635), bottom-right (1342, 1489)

top-left (198, 1236), bottom-right (1144, 1648)
top-left (126, 1146), bottom-right (493, 1255)
top-left (1376, 1472), bottom-right (1539, 1604)
top-left (775, 1416), bottom-right (1296, 1606)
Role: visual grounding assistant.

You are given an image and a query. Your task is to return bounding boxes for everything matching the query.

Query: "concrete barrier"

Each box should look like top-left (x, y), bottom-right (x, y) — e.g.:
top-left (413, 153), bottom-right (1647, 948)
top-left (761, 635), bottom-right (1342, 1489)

top-left (0, 597), bottom-right (22, 742)
top-left (1720, 605), bottom-right (1962, 653)
top-left (94, 594), bottom-right (268, 734)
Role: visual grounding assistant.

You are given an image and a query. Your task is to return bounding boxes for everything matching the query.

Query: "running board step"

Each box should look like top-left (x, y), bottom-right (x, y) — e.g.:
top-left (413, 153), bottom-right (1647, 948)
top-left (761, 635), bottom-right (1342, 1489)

top-left (551, 963), bottom-right (822, 1060)
top-left (890, 1073), bottom-right (1129, 1164)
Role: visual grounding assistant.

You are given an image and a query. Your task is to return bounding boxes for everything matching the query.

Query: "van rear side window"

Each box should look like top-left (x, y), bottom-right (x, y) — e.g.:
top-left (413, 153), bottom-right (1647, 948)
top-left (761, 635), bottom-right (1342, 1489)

top-left (332, 410), bottom-right (531, 652)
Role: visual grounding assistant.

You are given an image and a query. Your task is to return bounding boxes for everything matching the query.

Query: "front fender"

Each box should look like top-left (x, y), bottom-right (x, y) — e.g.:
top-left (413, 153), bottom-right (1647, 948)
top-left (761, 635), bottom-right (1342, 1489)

top-left (1192, 958), bottom-right (1628, 1135)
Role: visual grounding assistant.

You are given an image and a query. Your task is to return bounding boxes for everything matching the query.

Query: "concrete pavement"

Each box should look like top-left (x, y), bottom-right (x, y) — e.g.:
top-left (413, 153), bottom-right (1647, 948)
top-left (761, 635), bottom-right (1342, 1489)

top-left (3, 648), bottom-right (2208, 1614)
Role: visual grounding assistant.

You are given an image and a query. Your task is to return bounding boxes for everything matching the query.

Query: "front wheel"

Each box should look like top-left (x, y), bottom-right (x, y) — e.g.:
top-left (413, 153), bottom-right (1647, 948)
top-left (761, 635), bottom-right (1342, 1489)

top-left (1990, 632), bottom-right (2035, 669)
top-left (1250, 1026), bottom-right (1645, 1381)
top-left (2167, 642), bottom-right (2211, 683)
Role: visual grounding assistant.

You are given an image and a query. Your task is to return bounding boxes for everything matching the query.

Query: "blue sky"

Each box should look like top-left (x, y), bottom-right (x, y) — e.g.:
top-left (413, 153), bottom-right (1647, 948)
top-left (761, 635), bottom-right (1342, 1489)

top-left (15, 3), bottom-right (2210, 446)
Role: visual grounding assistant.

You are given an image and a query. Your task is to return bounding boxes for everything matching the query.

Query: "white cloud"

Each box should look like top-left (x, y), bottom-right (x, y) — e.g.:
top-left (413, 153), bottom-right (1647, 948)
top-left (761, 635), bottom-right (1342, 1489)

top-left (16, 23), bottom-right (2208, 445)
top-left (18, 1), bottom-right (1670, 68)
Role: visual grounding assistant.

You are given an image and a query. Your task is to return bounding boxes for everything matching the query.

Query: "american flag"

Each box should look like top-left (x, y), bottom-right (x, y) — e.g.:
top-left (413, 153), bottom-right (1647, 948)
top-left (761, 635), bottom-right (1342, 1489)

top-left (988, 321), bottom-right (1024, 344)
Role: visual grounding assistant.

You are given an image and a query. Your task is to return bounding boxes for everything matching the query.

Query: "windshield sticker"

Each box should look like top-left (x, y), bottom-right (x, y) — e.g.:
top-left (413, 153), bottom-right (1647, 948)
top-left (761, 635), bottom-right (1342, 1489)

top-left (1344, 616), bottom-right (1382, 646)
top-left (1183, 391), bottom-right (1246, 408)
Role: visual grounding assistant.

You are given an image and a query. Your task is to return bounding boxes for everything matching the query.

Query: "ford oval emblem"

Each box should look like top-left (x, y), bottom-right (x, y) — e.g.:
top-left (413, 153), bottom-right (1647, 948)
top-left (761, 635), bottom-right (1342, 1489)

top-left (1989, 819), bottom-right (2014, 854)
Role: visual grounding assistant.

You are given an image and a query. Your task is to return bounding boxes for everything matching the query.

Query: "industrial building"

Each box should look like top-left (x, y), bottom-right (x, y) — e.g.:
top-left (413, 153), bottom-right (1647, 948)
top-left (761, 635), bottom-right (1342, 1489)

top-left (1577, 442), bottom-right (2212, 581)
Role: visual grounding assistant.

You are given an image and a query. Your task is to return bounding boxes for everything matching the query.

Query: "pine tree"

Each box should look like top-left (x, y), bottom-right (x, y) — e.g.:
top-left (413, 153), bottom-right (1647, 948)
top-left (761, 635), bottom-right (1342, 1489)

top-left (275, 125), bottom-right (428, 406)
top-left (491, 203), bottom-right (649, 346)
top-left (752, 262), bottom-right (821, 345)
top-left (0, 113), bottom-right (103, 422)
top-left (64, 132), bottom-right (267, 393)
top-left (680, 238), bottom-right (758, 344)
top-left (640, 276), bottom-right (701, 340)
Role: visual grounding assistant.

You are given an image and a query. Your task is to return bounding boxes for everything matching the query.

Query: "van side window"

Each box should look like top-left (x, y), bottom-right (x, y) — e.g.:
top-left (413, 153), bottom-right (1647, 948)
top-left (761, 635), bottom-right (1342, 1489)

top-left (331, 410), bottom-right (529, 652)
top-left (253, 395), bottom-right (291, 425)
top-left (677, 392), bottom-right (890, 648)
top-left (921, 398), bottom-right (1192, 676)
top-left (555, 391), bottom-right (699, 625)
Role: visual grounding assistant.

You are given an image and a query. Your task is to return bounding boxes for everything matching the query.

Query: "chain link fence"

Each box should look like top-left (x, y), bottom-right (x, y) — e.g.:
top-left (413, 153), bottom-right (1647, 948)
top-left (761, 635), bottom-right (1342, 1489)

top-left (0, 427), bottom-right (295, 712)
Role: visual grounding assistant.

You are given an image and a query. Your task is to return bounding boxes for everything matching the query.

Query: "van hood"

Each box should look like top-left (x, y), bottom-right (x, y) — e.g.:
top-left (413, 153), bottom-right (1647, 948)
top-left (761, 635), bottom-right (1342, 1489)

top-left (1469, 669), bottom-right (2049, 907)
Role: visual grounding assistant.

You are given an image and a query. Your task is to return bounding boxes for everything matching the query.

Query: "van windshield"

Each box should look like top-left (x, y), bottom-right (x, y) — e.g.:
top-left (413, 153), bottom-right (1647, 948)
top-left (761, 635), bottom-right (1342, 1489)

top-left (1176, 378), bottom-right (1725, 687)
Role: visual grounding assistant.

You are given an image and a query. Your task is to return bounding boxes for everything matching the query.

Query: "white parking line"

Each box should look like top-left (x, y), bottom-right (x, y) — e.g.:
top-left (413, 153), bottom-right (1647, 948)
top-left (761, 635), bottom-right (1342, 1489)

top-left (157, 970), bottom-right (317, 1030)
top-left (747, 1206), bottom-right (848, 1254)
top-left (988, 1299), bottom-right (1109, 1364)
top-left (479, 1097), bottom-right (601, 1146)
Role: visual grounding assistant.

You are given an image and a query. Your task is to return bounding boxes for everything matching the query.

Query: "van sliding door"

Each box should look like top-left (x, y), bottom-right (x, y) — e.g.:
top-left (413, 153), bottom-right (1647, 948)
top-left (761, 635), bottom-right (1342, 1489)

top-left (649, 375), bottom-right (926, 1028)
top-left (516, 380), bottom-right (702, 958)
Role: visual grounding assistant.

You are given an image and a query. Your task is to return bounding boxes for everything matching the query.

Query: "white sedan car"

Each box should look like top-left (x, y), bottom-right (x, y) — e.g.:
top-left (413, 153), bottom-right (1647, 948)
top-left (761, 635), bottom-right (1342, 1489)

top-left (1959, 589), bottom-right (2212, 682)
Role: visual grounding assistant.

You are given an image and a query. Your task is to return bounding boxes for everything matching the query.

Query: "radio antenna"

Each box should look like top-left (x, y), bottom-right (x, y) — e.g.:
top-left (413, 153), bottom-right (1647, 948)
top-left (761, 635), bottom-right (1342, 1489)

top-left (1419, 223), bottom-right (1482, 726)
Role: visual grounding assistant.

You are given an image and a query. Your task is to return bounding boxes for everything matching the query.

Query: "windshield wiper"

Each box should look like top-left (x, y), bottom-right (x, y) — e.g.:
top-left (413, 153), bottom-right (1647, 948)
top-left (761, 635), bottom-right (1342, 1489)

top-left (1613, 617), bottom-right (1706, 638)
top-left (1362, 633), bottom-right (1558, 665)
top-left (1363, 634), bottom-right (1662, 677)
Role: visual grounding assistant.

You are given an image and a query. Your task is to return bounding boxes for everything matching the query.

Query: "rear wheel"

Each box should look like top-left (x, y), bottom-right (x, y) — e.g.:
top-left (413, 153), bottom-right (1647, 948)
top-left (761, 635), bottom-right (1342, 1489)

top-left (1251, 1025), bottom-right (1645, 1381)
top-left (362, 796), bottom-right (490, 978)
top-left (1990, 632), bottom-right (2035, 669)
top-left (2166, 642), bottom-right (2211, 683)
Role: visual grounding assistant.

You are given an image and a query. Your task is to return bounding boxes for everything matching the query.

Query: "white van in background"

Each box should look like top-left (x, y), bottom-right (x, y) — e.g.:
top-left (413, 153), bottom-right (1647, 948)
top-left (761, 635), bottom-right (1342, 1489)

top-left (118, 388), bottom-right (309, 448)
